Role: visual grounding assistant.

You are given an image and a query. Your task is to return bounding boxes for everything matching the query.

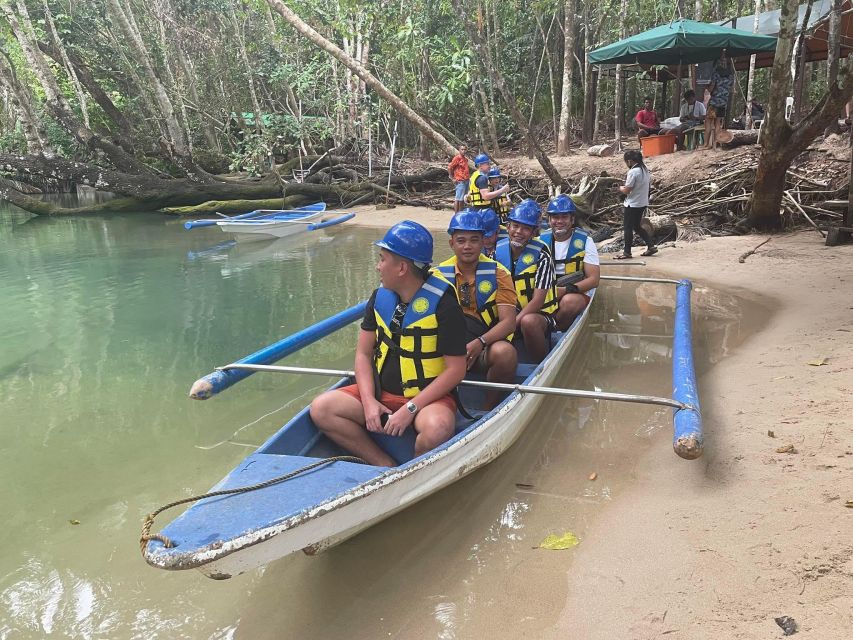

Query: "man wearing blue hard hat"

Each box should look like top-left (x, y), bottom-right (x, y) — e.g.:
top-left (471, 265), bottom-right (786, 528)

top-left (310, 221), bottom-right (467, 467)
top-left (467, 153), bottom-right (510, 212)
top-left (540, 194), bottom-right (600, 330)
top-left (479, 208), bottom-right (506, 259)
top-left (485, 167), bottom-right (512, 222)
top-left (494, 198), bottom-right (558, 363)
top-left (434, 209), bottom-right (518, 408)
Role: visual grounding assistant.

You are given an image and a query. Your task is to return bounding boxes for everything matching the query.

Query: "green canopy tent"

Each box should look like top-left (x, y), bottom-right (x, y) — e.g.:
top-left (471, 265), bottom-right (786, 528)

top-left (588, 19), bottom-right (778, 66)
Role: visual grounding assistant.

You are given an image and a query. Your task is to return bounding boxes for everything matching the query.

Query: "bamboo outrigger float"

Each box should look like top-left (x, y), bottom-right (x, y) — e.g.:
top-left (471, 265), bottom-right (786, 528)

top-left (141, 277), bottom-right (701, 580)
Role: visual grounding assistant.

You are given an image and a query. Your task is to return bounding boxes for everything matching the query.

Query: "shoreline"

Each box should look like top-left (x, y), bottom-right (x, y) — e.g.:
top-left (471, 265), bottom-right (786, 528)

top-left (347, 203), bottom-right (853, 638)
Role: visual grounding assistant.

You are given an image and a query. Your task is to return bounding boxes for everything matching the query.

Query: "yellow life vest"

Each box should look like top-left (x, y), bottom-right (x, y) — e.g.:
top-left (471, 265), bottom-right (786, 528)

top-left (468, 171), bottom-right (489, 208)
top-left (494, 194), bottom-right (512, 221)
top-left (373, 273), bottom-right (453, 398)
top-left (435, 255), bottom-right (514, 341)
top-left (494, 237), bottom-right (558, 315)
top-left (539, 228), bottom-right (588, 275)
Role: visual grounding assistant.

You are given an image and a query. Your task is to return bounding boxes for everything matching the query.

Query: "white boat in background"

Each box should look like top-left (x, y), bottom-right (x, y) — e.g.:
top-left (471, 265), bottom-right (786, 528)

top-left (216, 211), bottom-right (326, 241)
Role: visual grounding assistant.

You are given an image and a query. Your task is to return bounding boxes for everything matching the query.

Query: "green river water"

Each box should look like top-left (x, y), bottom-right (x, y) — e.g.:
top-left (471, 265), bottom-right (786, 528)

top-left (0, 202), bottom-right (762, 639)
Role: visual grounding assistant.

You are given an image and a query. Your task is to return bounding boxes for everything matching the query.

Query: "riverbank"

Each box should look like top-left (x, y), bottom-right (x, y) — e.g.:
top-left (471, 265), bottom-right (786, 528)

top-left (351, 206), bottom-right (853, 638)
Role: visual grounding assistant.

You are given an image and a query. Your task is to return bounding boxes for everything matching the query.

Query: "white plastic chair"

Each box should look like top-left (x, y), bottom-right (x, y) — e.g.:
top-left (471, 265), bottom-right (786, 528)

top-left (785, 97), bottom-right (794, 120)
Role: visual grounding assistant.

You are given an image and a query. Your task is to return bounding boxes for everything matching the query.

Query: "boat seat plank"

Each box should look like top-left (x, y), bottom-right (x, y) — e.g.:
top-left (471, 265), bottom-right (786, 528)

top-left (152, 453), bottom-right (384, 555)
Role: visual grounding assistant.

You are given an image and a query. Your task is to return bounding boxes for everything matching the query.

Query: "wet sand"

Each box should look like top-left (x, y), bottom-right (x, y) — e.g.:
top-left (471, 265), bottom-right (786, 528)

top-left (346, 209), bottom-right (853, 639)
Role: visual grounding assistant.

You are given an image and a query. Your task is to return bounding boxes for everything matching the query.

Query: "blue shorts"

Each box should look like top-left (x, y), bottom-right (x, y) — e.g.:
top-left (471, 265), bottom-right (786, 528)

top-left (454, 180), bottom-right (469, 201)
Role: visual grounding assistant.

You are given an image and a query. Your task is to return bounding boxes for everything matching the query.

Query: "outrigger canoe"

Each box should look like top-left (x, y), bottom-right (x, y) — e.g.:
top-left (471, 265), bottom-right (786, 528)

top-left (142, 291), bottom-right (598, 579)
top-left (183, 203), bottom-right (356, 242)
top-left (142, 277), bottom-right (702, 579)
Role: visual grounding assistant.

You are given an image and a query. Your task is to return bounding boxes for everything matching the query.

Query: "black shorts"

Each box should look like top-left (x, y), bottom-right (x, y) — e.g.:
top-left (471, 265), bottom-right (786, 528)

top-left (710, 105), bottom-right (726, 118)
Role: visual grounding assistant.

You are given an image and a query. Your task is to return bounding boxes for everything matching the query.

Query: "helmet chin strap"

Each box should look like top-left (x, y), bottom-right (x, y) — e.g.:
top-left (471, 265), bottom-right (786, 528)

top-left (510, 240), bottom-right (524, 248)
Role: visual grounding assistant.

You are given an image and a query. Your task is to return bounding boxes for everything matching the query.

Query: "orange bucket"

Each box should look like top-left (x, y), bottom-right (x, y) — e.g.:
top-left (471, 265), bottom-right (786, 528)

top-left (639, 134), bottom-right (676, 157)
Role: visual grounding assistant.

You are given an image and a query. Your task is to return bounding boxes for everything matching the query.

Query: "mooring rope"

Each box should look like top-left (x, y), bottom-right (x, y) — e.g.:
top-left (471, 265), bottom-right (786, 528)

top-left (140, 455), bottom-right (366, 554)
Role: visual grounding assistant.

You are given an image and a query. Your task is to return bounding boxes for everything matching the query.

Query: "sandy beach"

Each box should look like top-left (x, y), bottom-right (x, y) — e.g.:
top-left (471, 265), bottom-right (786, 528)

top-left (350, 209), bottom-right (853, 639)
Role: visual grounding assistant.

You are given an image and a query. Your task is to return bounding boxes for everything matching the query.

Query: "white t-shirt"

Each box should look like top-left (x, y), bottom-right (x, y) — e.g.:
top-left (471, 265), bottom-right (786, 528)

top-left (552, 234), bottom-right (600, 276)
top-left (624, 166), bottom-right (651, 208)
top-left (679, 100), bottom-right (706, 125)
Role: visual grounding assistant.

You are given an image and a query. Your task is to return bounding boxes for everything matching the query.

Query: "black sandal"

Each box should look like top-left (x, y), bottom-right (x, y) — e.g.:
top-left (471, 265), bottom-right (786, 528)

top-left (641, 247), bottom-right (659, 257)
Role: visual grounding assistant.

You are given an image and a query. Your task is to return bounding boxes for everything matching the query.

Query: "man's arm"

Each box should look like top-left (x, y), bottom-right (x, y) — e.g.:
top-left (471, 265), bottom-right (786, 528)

top-left (354, 329), bottom-right (393, 431)
top-left (480, 184), bottom-right (509, 200)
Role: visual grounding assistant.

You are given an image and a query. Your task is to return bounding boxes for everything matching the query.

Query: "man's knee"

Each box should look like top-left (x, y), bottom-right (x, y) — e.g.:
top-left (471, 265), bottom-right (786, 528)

top-left (415, 409), bottom-right (455, 447)
top-left (310, 390), bottom-right (356, 428)
top-left (488, 340), bottom-right (517, 370)
top-left (519, 313), bottom-right (543, 333)
top-left (560, 294), bottom-right (585, 316)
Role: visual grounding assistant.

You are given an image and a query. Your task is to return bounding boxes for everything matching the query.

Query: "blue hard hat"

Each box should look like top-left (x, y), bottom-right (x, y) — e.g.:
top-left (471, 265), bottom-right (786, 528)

top-left (474, 153), bottom-right (491, 166)
top-left (487, 167), bottom-right (502, 179)
top-left (507, 198), bottom-right (542, 228)
top-left (448, 208), bottom-right (485, 235)
top-left (374, 220), bottom-right (433, 265)
top-left (546, 194), bottom-right (577, 215)
top-left (479, 208), bottom-right (500, 239)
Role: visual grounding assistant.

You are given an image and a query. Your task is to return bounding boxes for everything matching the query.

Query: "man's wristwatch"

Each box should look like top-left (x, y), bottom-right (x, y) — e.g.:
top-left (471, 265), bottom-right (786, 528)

top-left (405, 401), bottom-right (418, 415)
top-left (477, 336), bottom-right (488, 349)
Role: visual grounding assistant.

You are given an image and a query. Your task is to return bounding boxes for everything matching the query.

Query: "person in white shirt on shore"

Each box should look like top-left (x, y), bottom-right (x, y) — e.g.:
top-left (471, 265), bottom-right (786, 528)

top-left (614, 150), bottom-right (658, 260)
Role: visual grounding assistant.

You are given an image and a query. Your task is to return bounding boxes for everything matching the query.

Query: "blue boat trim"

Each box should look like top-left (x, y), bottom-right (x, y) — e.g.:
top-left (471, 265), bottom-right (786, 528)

top-left (190, 302), bottom-right (367, 399)
top-left (307, 212), bottom-right (356, 231)
top-left (671, 279), bottom-right (703, 459)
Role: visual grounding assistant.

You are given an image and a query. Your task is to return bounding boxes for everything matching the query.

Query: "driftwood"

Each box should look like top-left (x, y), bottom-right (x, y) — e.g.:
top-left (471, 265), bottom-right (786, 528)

top-left (738, 237), bottom-right (772, 263)
top-left (586, 144), bottom-right (614, 157)
top-left (721, 129), bottom-right (759, 149)
top-left (640, 214), bottom-right (677, 240)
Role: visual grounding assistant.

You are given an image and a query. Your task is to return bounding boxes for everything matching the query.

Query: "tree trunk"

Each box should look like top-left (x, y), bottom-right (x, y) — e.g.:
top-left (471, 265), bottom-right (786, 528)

top-left (266, 0), bottom-right (455, 157)
top-left (453, 0), bottom-right (565, 186)
top-left (613, 0), bottom-right (628, 150)
top-left (229, 0), bottom-right (264, 135)
top-left (1, 0), bottom-right (147, 173)
top-left (593, 70), bottom-right (603, 140)
top-left (42, 0), bottom-right (89, 127)
top-left (790, 2), bottom-right (813, 122)
top-left (0, 47), bottom-right (51, 154)
top-left (581, 5), bottom-right (595, 145)
top-left (557, 0), bottom-right (576, 155)
top-left (749, 0), bottom-right (853, 228)
top-left (37, 40), bottom-right (134, 150)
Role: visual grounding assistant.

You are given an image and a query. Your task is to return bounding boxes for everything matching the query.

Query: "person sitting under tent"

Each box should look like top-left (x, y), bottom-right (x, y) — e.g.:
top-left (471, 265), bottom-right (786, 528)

top-left (635, 97), bottom-right (661, 140)
top-left (539, 195), bottom-right (600, 331)
top-left (309, 221), bottom-right (467, 467)
top-left (486, 167), bottom-right (513, 222)
top-left (467, 153), bottom-right (510, 211)
top-left (479, 208), bottom-right (507, 259)
top-left (660, 89), bottom-right (706, 151)
top-left (494, 199), bottom-right (558, 363)
top-left (435, 209), bottom-right (518, 409)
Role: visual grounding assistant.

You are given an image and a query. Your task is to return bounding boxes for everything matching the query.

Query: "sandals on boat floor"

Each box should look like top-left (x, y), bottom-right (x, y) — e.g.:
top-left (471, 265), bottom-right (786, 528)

top-left (613, 254), bottom-right (633, 260)
top-left (641, 247), bottom-right (659, 257)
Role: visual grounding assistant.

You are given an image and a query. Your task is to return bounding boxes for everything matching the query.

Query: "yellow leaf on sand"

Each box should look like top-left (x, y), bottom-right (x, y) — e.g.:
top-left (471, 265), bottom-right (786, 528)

top-left (539, 532), bottom-right (580, 550)
top-left (807, 357), bottom-right (829, 366)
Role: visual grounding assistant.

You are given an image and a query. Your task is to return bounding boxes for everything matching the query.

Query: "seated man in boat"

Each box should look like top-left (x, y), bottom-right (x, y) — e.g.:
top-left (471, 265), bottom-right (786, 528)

top-left (309, 221), bottom-right (468, 467)
top-left (435, 209), bottom-right (518, 408)
top-left (539, 194), bottom-right (600, 331)
top-left (494, 199), bottom-right (558, 363)
top-left (479, 207), bottom-right (507, 259)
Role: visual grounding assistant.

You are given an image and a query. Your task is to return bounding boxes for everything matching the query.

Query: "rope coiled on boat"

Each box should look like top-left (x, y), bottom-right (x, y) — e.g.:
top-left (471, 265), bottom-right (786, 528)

top-left (140, 455), bottom-right (366, 554)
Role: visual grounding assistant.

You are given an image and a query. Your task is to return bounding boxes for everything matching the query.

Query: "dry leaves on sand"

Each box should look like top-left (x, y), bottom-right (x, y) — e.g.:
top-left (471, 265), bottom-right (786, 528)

top-left (807, 356), bottom-right (829, 366)
top-left (776, 444), bottom-right (797, 454)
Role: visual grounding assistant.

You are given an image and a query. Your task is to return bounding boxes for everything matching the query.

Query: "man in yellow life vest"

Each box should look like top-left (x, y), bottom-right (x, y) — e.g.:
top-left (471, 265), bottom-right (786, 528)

top-left (310, 221), bottom-right (468, 467)
top-left (539, 195), bottom-right (600, 331)
top-left (467, 153), bottom-right (510, 211)
top-left (435, 209), bottom-right (518, 408)
top-left (494, 199), bottom-right (558, 363)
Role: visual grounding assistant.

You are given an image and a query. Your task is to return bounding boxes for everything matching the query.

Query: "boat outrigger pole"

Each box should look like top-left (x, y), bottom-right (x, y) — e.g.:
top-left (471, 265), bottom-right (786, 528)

top-left (192, 280), bottom-right (703, 460)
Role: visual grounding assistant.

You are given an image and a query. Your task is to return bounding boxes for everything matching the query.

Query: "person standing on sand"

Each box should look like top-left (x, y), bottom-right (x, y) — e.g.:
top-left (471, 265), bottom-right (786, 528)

top-left (704, 53), bottom-right (734, 150)
top-left (448, 145), bottom-right (470, 213)
top-left (614, 150), bottom-right (657, 260)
